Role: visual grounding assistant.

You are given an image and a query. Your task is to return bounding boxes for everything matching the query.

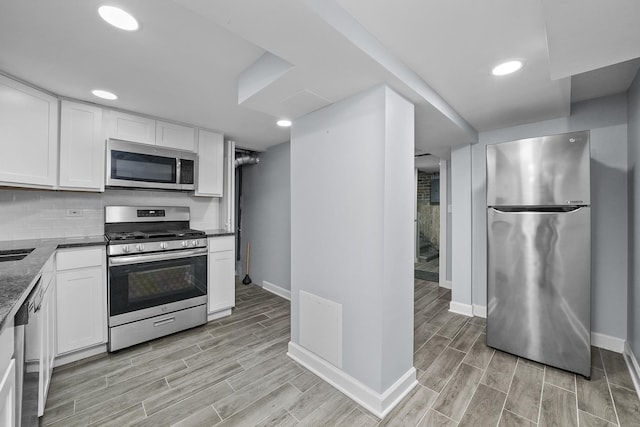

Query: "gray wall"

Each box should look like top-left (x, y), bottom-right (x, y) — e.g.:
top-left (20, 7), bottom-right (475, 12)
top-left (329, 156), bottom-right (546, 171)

top-left (239, 141), bottom-right (291, 290)
top-left (291, 85), bottom-right (414, 393)
top-left (628, 71), bottom-right (640, 360)
top-left (466, 94), bottom-right (628, 339)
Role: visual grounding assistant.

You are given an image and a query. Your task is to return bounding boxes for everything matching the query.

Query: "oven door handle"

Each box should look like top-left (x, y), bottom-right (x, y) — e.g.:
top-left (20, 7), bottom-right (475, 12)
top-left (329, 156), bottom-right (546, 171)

top-left (108, 248), bottom-right (208, 266)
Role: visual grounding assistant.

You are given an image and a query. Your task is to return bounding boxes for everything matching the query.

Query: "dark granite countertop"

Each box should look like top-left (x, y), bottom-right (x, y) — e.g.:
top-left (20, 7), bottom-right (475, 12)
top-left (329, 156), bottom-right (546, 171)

top-left (0, 235), bottom-right (106, 333)
top-left (202, 229), bottom-right (235, 237)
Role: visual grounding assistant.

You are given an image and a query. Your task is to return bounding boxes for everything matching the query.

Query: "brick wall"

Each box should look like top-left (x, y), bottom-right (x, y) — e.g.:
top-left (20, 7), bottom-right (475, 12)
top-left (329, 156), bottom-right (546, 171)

top-left (417, 171), bottom-right (439, 202)
top-left (417, 171), bottom-right (440, 248)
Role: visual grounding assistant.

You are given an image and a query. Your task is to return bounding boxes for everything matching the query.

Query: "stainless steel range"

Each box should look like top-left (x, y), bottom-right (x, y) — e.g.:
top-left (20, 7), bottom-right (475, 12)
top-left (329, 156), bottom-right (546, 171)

top-left (105, 206), bottom-right (207, 351)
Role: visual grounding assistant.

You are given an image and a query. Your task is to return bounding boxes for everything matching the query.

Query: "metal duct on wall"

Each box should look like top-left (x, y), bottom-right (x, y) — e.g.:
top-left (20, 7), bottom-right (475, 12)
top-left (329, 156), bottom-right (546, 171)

top-left (235, 153), bottom-right (260, 167)
top-left (235, 149), bottom-right (259, 263)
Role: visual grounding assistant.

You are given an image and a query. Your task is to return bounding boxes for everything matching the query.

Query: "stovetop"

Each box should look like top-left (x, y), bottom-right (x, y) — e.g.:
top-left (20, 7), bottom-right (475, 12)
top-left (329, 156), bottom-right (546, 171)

top-left (105, 228), bottom-right (208, 256)
top-left (104, 206), bottom-right (208, 256)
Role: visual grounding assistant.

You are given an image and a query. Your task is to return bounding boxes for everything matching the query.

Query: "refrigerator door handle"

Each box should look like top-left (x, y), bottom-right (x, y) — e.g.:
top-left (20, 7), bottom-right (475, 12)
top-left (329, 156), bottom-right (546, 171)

top-left (490, 206), bottom-right (584, 213)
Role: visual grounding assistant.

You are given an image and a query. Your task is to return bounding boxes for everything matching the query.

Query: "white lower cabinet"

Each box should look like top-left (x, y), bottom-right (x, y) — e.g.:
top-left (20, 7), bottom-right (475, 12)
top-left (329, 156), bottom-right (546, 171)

top-left (208, 236), bottom-right (235, 314)
top-left (39, 276), bottom-right (55, 417)
top-left (0, 359), bottom-right (15, 427)
top-left (56, 247), bottom-right (107, 355)
top-left (0, 321), bottom-right (15, 427)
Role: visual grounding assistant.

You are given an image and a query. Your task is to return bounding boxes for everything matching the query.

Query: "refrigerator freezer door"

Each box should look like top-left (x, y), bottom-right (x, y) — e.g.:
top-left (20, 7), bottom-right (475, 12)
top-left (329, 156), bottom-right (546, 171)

top-left (487, 131), bottom-right (590, 207)
top-left (487, 206), bottom-right (591, 376)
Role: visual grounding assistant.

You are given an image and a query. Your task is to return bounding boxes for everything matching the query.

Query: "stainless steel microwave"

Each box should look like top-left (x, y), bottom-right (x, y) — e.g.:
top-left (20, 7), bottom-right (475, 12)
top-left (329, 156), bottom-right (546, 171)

top-left (106, 139), bottom-right (196, 191)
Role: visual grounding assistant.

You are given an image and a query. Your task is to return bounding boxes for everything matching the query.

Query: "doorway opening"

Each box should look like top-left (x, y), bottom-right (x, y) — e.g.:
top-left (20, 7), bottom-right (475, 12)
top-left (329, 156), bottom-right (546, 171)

top-left (414, 155), bottom-right (442, 284)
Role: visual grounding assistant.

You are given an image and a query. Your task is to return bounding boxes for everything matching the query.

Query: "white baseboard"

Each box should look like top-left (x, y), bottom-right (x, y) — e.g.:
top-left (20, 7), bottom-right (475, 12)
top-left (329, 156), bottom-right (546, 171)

top-left (623, 342), bottom-right (640, 399)
top-left (262, 280), bottom-right (291, 301)
top-left (473, 304), bottom-right (487, 318)
top-left (624, 342), bottom-right (640, 398)
top-left (440, 280), bottom-right (452, 290)
top-left (449, 301), bottom-right (473, 317)
top-left (287, 341), bottom-right (417, 419)
top-left (207, 308), bottom-right (232, 322)
top-left (591, 332), bottom-right (625, 353)
top-left (54, 344), bottom-right (107, 367)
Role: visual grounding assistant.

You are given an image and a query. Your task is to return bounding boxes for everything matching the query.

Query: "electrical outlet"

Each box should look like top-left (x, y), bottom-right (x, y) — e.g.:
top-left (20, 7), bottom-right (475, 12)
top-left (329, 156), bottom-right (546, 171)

top-left (66, 209), bottom-right (83, 217)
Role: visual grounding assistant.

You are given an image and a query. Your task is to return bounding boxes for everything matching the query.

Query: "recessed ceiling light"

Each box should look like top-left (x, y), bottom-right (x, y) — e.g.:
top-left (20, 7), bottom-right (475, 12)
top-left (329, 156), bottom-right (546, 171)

top-left (92, 89), bottom-right (118, 100)
top-left (277, 119), bottom-right (292, 127)
top-left (98, 5), bottom-right (139, 31)
top-left (491, 60), bottom-right (523, 76)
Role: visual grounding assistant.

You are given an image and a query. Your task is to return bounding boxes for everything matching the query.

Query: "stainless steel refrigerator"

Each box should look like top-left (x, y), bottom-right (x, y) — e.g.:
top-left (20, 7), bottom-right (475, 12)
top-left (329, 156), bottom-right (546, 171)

top-left (486, 130), bottom-right (591, 378)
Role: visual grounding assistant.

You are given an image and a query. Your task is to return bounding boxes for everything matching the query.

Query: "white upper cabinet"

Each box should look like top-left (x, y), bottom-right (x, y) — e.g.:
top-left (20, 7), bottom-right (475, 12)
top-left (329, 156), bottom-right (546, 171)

top-left (107, 110), bottom-right (198, 152)
top-left (156, 120), bottom-right (196, 151)
top-left (59, 100), bottom-right (104, 191)
top-left (195, 129), bottom-right (224, 197)
top-left (0, 74), bottom-right (58, 188)
top-left (107, 110), bottom-right (156, 145)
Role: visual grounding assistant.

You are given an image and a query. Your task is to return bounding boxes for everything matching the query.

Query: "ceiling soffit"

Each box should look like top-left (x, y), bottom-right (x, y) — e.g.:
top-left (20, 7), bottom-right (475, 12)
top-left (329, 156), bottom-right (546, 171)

top-left (542, 0), bottom-right (640, 79)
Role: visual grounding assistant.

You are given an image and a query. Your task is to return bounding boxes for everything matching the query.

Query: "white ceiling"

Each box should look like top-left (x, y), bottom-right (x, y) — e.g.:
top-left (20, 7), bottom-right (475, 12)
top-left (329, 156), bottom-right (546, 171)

top-left (415, 155), bottom-right (440, 173)
top-left (1, 0), bottom-right (638, 156)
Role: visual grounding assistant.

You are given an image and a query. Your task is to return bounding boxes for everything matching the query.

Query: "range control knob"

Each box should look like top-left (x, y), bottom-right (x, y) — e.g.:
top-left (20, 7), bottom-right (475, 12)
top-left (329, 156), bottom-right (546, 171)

top-left (160, 242), bottom-right (167, 249)
top-left (192, 240), bottom-right (198, 247)
top-left (122, 245), bottom-right (130, 253)
top-left (136, 244), bottom-right (144, 252)
top-left (182, 241), bottom-right (188, 248)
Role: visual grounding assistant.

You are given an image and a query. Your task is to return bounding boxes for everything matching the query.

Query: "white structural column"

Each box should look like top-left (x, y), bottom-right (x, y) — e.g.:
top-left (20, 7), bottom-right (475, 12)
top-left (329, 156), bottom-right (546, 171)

top-left (450, 144), bottom-right (474, 316)
top-left (289, 85), bottom-right (416, 418)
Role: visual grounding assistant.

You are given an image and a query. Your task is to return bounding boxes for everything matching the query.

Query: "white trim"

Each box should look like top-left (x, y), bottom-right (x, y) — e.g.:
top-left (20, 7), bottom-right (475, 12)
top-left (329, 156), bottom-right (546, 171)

top-left (591, 332), bottom-right (625, 353)
top-left (54, 344), bottom-right (106, 367)
top-left (262, 280), bottom-right (291, 301)
top-left (414, 167), bottom-right (418, 262)
top-left (473, 304), bottom-right (487, 318)
top-left (207, 308), bottom-right (232, 322)
top-left (449, 301), bottom-right (473, 317)
top-left (287, 341), bottom-right (417, 419)
top-left (439, 160), bottom-right (448, 288)
top-left (623, 342), bottom-right (640, 399)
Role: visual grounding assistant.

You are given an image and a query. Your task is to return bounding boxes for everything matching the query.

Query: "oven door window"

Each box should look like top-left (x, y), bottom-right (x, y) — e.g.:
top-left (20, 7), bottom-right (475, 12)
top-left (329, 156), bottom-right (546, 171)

top-left (109, 255), bottom-right (207, 316)
top-left (110, 150), bottom-right (177, 184)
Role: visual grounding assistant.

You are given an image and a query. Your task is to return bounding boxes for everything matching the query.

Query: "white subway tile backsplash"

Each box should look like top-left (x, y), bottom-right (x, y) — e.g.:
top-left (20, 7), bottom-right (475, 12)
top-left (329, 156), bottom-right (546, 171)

top-left (0, 188), bottom-right (220, 241)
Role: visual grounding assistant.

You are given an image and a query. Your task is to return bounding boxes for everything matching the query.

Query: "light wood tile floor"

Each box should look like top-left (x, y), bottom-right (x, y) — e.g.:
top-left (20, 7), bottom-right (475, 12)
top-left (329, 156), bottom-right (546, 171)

top-left (43, 278), bottom-right (640, 426)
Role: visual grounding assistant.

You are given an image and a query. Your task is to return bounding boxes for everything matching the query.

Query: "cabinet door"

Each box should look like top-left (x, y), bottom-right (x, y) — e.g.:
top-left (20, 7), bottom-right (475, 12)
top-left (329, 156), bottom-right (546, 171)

top-left (59, 100), bottom-right (105, 191)
top-left (107, 110), bottom-right (155, 145)
top-left (38, 278), bottom-right (55, 417)
top-left (56, 266), bottom-right (106, 354)
top-left (156, 120), bottom-right (196, 151)
top-left (0, 74), bottom-right (58, 188)
top-left (195, 130), bottom-right (224, 197)
top-left (208, 250), bottom-right (235, 313)
top-left (0, 360), bottom-right (15, 427)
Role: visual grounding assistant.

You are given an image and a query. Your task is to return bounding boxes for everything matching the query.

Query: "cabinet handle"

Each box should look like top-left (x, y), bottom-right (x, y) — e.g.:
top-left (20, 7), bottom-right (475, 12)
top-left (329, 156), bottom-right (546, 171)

top-left (153, 317), bottom-right (176, 327)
